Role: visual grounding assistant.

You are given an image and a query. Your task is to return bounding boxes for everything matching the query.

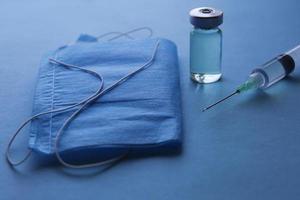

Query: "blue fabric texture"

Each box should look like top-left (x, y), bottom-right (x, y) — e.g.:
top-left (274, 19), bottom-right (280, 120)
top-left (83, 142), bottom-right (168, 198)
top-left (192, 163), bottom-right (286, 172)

top-left (29, 35), bottom-right (182, 158)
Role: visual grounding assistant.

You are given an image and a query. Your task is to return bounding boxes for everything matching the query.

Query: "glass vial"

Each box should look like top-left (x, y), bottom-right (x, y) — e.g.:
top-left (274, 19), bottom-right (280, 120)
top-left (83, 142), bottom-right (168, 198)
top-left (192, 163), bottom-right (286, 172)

top-left (189, 7), bottom-right (223, 83)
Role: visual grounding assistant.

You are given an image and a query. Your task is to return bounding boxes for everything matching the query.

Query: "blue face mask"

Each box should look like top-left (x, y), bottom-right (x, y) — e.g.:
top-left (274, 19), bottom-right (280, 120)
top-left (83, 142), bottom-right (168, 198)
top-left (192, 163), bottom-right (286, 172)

top-left (6, 29), bottom-right (182, 168)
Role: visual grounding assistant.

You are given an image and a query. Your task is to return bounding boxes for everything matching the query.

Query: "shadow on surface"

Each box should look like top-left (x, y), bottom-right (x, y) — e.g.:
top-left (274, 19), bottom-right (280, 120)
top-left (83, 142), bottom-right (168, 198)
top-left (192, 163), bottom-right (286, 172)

top-left (235, 90), bottom-right (273, 109)
top-left (284, 75), bottom-right (300, 84)
top-left (10, 145), bottom-right (182, 177)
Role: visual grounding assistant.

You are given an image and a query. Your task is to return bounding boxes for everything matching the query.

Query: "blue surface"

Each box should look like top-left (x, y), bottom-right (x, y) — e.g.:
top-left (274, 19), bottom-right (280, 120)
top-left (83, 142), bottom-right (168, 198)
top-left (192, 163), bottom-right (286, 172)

top-left (1, 0), bottom-right (300, 199)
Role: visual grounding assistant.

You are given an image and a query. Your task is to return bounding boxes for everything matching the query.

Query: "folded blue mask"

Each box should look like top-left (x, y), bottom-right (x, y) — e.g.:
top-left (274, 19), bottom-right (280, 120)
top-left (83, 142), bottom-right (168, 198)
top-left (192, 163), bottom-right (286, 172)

top-left (6, 34), bottom-right (182, 168)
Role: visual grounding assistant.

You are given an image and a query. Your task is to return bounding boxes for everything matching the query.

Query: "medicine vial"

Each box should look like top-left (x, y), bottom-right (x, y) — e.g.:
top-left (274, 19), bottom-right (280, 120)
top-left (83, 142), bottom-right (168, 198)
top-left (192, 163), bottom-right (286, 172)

top-left (189, 7), bottom-right (223, 83)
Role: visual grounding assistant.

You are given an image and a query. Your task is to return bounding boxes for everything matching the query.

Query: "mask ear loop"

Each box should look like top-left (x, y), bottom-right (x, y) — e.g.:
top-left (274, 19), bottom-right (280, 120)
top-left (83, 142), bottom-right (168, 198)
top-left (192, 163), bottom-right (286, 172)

top-left (97, 27), bottom-right (153, 41)
top-left (6, 59), bottom-right (105, 166)
top-left (97, 31), bottom-right (135, 40)
top-left (52, 41), bottom-right (160, 168)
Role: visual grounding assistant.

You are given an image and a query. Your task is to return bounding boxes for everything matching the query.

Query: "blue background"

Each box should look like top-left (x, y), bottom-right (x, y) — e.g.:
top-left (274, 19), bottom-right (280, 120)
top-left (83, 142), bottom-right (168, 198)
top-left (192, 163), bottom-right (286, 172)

top-left (1, 0), bottom-right (300, 199)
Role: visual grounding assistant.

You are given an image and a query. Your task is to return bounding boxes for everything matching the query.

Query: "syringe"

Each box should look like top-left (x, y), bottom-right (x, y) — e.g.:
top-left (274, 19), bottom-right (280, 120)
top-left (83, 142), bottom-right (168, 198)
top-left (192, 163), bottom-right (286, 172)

top-left (202, 44), bottom-right (300, 112)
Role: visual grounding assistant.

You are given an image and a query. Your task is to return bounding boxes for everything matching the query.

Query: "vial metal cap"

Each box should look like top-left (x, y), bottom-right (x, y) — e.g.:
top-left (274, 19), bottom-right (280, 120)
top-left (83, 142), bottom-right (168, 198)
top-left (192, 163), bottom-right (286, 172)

top-left (189, 7), bottom-right (223, 29)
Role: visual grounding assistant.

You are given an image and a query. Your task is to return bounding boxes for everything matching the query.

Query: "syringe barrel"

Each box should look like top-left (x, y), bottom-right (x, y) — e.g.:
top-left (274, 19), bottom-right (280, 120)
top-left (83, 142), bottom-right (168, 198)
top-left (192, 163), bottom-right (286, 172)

top-left (251, 45), bottom-right (300, 89)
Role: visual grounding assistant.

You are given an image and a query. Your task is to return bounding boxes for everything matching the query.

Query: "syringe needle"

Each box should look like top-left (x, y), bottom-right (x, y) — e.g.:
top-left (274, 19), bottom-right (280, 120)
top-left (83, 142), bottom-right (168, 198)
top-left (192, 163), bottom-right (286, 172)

top-left (202, 90), bottom-right (240, 112)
